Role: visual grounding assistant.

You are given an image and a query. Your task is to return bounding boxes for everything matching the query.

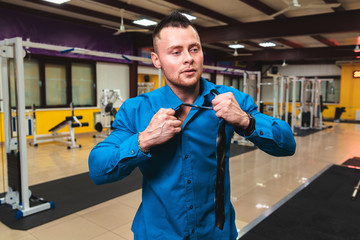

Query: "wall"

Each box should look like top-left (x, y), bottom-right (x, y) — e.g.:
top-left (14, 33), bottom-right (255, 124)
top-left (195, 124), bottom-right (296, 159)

top-left (0, 108), bottom-right (95, 142)
top-left (336, 63), bottom-right (360, 120)
top-left (0, 8), bottom-right (133, 58)
top-left (0, 60), bottom-right (3, 113)
top-left (277, 64), bottom-right (341, 76)
top-left (216, 74), bottom-right (224, 85)
top-left (138, 66), bottom-right (165, 91)
top-left (31, 108), bottom-right (96, 135)
top-left (96, 62), bottom-right (130, 108)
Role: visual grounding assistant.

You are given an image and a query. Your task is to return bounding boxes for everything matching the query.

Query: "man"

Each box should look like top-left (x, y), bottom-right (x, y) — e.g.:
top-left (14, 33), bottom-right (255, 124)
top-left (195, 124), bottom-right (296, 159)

top-left (89, 11), bottom-right (296, 240)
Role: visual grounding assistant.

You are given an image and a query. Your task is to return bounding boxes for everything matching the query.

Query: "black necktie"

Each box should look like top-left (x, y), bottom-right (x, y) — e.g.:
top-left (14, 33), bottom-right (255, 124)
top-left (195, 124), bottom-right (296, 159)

top-left (179, 89), bottom-right (226, 230)
top-left (211, 89), bottom-right (226, 230)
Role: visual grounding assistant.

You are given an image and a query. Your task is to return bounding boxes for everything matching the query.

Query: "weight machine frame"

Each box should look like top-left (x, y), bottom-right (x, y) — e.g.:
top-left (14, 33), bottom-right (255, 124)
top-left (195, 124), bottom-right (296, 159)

top-left (0, 37), bottom-right (54, 218)
top-left (291, 77), bottom-right (332, 132)
top-left (257, 71), bottom-right (292, 122)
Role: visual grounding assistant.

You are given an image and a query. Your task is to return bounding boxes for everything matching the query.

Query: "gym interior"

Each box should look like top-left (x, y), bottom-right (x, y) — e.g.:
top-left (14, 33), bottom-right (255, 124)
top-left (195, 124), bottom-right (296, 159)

top-left (1, 1), bottom-right (360, 239)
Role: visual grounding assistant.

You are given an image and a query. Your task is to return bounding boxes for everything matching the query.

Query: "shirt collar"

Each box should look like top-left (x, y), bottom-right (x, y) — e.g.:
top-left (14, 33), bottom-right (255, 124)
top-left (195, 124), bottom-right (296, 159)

top-left (161, 83), bottom-right (184, 111)
top-left (199, 77), bottom-right (216, 98)
top-left (160, 77), bottom-right (217, 111)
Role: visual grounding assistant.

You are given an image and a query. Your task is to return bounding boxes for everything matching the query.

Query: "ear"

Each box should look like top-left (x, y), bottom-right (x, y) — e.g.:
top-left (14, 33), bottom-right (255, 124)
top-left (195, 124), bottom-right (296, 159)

top-left (151, 52), bottom-right (161, 69)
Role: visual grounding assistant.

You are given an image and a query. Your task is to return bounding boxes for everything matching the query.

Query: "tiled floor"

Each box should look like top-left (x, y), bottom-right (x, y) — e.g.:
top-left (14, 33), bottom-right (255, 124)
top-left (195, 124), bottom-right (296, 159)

top-left (1, 122), bottom-right (360, 239)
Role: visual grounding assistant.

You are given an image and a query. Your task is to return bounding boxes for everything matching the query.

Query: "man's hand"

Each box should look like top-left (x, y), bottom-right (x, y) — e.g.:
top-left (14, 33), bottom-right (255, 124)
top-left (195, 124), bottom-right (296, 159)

top-left (138, 108), bottom-right (183, 152)
top-left (212, 92), bottom-right (249, 130)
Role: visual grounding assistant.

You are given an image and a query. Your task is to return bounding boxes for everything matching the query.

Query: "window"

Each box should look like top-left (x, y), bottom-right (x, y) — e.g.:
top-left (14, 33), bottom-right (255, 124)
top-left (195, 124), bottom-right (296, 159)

top-left (289, 80), bottom-right (301, 102)
top-left (320, 78), bottom-right (340, 104)
top-left (8, 56), bottom-right (96, 108)
top-left (71, 63), bottom-right (95, 106)
top-left (9, 59), bottom-right (41, 107)
top-left (45, 63), bottom-right (67, 106)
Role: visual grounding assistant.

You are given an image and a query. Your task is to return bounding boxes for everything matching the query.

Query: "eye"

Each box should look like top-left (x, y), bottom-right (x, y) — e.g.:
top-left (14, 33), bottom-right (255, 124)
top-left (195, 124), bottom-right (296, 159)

top-left (190, 47), bottom-right (199, 53)
top-left (172, 51), bottom-right (180, 55)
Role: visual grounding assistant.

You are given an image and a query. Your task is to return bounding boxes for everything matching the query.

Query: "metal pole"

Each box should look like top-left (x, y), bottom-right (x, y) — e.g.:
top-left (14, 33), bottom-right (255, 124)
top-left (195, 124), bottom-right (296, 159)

top-left (273, 77), bottom-right (278, 118)
top-left (279, 76), bottom-right (284, 119)
top-left (243, 72), bottom-right (248, 94)
top-left (300, 79), bottom-right (305, 128)
top-left (291, 77), bottom-right (297, 132)
top-left (310, 79), bottom-right (315, 128)
top-left (256, 72), bottom-right (261, 112)
top-left (13, 37), bottom-right (30, 210)
top-left (0, 53), bottom-right (11, 154)
top-left (285, 77), bottom-right (290, 123)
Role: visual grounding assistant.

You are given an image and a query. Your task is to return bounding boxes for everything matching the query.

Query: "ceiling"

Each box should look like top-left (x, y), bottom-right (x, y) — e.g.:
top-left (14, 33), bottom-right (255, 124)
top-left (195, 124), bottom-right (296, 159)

top-left (2, 0), bottom-right (360, 65)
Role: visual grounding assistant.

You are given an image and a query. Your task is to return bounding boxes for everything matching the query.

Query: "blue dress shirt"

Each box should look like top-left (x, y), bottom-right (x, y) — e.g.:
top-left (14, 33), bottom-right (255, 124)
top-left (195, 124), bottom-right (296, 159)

top-left (88, 78), bottom-right (296, 240)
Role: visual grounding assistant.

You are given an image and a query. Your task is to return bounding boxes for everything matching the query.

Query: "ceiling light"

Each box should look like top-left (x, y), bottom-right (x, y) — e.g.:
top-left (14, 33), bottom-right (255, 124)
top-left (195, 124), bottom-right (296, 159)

top-left (133, 19), bottom-right (157, 27)
top-left (233, 48), bottom-right (239, 56)
top-left (282, 59), bottom-right (288, 67)
top-left (354, 45), bottom-right (360, 53)
top-left (259, 42), bottom-right (276, 47)
top-left (181, 13), bottom-right (197, 21)
top-left (43, 0), bottom-right (70, 4)
top-left (228, 44), bottom-right (245, 49)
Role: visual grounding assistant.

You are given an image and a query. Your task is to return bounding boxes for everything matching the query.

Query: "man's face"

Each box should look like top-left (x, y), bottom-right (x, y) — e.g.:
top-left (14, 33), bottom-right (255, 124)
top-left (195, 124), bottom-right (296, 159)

top-left (151, 26), bottom-right (203, 90)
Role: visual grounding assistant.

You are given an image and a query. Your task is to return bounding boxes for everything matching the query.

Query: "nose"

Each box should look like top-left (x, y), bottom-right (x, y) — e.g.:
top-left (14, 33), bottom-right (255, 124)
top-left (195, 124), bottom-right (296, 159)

top-left (183, 50), bottom-right (194, 64)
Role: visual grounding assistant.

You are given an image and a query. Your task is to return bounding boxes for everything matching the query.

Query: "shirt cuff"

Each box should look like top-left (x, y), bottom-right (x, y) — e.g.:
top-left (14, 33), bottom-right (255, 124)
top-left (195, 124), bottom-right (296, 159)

top-left (244, 114), bottom-right (274, 141)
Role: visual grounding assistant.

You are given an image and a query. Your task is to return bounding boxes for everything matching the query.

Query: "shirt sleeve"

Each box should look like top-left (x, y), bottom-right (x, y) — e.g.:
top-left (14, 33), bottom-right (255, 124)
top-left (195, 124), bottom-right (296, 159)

top-left (234, 90), bottom-right (296, 157)
top-left (88, 100), bottom-right (151, 185)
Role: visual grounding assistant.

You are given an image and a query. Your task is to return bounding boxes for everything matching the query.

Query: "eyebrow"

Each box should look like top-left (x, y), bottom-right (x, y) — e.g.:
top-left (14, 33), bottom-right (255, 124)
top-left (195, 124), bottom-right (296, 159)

top-left (189, 43), bottom-right (201, 48)
top-left (167, 42), bottom-right (201, 51)
top-left (167, 45), bottom-right (183, 51)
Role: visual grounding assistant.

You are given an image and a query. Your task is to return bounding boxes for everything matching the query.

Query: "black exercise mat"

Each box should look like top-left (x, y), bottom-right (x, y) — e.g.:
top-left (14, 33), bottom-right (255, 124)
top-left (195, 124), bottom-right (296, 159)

top-left (240, 165), bottom-right (360, 240)
top-left (0, 168), bottom-right (142, 230)
top-left (230, 143), bottom-right (257, 157)
top-left (293, 127), bottom-right (324, 137)
top-left (324, 119), bottom-right (360, 124)
top-left (342, 157), bottom-right (360, 167)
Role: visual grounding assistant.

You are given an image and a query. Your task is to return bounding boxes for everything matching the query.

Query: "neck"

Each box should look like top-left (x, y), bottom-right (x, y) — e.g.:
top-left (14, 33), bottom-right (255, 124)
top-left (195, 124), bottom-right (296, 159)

top-left (167, 80), bottom-right (201, 105)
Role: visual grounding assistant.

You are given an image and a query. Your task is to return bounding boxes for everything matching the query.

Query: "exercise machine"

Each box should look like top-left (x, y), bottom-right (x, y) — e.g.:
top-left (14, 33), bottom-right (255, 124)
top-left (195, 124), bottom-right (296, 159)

top-left (0, 37), bottom-right (54, 218)
top-left (30, 103), bottom-right (89, 149)
top-left (291, 77), bottom-right (332, 132)
top-left (230, 72), bottom-right (253, 145)
top-left (10, 108), bottom-right (33, 137)
top-left (257, 71), bottom-right (291, 122)
top-left (138, 82), bottom-right (154, 95)
top-left (93, 89), bottom-right (123, 138)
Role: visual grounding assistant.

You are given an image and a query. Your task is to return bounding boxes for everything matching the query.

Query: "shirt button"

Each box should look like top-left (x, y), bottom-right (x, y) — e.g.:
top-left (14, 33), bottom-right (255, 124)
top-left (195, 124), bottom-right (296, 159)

top-left (190, 205), bottom-right (193, 209)
top-left (192, 229), bottom-right (195, 234)
top-left (187, 180), bottom-right (191, 184)
top-left (259, 130), bottom-right (263, 135)
top-left (185, 155), bottom-right (188, 159)
top-left (131, 150), bottom-right (135, 155)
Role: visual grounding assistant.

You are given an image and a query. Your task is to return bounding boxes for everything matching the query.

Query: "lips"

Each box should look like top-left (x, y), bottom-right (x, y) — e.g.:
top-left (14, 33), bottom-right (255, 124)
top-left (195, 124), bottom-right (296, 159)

top-left (182, 69), bottom-right (196, 74)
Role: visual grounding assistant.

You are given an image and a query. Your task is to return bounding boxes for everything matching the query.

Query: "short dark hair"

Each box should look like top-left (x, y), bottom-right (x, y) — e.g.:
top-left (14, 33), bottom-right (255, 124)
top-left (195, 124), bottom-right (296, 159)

top-left (152, 11), bottom-right (198, 51)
